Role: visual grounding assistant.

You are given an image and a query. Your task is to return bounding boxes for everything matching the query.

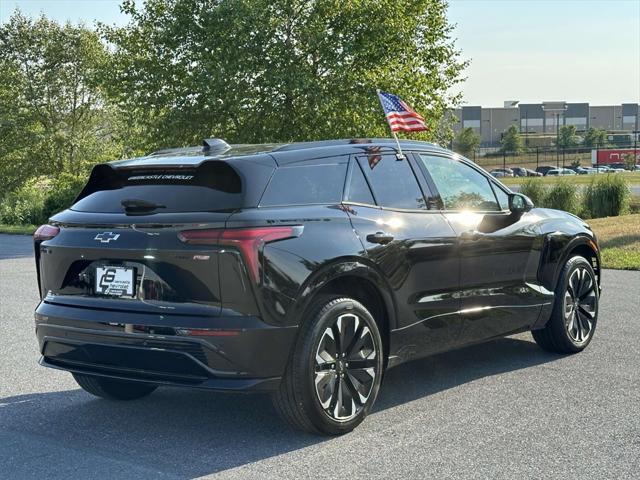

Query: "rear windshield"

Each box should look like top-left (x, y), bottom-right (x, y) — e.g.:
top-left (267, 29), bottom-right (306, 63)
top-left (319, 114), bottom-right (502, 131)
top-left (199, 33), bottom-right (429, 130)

top-left (72, 161), bottom-right (244, 213)
top-left (260, 162), bottom-right (347, 206)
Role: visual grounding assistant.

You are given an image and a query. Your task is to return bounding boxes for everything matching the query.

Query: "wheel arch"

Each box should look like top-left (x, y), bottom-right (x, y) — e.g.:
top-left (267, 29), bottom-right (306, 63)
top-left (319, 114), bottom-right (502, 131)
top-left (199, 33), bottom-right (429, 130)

top-left (542, 234), bottom-right (601, 292)
top-left (290, 258), bottom-right (397, 362)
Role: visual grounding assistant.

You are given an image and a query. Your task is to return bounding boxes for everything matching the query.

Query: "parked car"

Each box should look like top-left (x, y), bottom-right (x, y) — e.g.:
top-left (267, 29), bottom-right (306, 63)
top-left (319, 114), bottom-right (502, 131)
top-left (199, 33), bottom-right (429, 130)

top-left (33, 138), bottom-right (601, 435)
top-left (546, 168), bottom-right (576, 176)
top-left (535, 165), bottom-right (555, 176)
top-left (593, 165), bottom-right (613, 173)
top-left (525, 168), bottom-right (543, 177)
top-left (489, 167), bottom-right (514, 178)
top-left (575, 166), bottom-right (596, 175)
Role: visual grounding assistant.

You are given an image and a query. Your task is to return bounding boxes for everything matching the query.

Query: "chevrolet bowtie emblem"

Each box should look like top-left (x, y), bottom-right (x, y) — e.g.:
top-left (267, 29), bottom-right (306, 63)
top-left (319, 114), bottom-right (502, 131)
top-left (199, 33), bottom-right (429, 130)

top-left (94, 232), bottom-right (121, 243)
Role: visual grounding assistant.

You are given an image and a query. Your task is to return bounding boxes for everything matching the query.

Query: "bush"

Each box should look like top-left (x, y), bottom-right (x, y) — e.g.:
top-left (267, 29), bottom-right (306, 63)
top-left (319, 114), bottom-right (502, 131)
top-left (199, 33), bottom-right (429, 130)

top-left (545, 179), bottom-right (580, 216)
top-left (0, 174), bottom-right (86, 226)
top-left (42, 174), bottom-right (86, 220)
top-left (0, 180), bottom-right (48, 225)
top-left (583, 174), bottom-right (630, 218)
top-left (519, 178), bottom-right (546, 207)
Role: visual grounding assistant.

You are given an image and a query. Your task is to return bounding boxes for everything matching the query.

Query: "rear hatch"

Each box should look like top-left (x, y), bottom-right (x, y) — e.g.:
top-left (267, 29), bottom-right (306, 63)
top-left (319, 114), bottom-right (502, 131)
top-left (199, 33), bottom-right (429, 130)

top-left (36, 158), bottom-right (274, 317)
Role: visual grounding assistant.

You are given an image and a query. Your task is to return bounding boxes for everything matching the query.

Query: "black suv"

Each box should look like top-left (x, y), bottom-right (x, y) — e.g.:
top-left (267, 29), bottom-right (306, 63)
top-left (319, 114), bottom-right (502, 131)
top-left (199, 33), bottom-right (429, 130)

top-left (34, 138), bottom-right (601, 435)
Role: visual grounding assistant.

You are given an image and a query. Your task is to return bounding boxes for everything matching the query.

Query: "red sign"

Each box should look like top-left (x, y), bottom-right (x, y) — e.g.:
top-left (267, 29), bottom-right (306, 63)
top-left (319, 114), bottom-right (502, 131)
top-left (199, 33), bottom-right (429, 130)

top-left (595, 148), bottom-right (640, 165)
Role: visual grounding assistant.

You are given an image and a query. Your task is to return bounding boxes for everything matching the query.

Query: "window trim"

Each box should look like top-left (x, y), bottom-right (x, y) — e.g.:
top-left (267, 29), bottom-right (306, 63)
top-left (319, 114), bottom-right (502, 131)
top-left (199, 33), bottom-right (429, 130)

top-left (414, 152), bottom-right (512, 214)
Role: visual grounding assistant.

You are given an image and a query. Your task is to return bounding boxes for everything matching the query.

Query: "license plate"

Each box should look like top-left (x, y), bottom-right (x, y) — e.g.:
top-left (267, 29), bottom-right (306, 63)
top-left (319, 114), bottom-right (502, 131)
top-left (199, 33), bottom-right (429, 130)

top-left (95, 266), bottom-right (135, 297)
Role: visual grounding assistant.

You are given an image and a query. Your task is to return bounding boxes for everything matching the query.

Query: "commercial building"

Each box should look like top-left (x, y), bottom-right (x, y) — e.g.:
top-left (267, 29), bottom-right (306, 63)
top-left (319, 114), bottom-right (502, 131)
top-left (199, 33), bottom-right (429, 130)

top-left (452, 102), bottom-right (640, 147)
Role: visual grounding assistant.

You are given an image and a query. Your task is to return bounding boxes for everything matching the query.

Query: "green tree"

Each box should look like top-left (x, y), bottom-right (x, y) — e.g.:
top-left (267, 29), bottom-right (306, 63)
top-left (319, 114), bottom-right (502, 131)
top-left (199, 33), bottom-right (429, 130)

top-left (500, 125), bottom-right (523, 153)
top-left (556, 125), bottom-right (580, 149)
top-left (101, 0), bottom-right (468, 149)
top-left (0, 12), bottom-right (123, 195)
top-left (582, 127), bottom-right (609, 148)
top-left (452, 127), bottom-right (480, 157)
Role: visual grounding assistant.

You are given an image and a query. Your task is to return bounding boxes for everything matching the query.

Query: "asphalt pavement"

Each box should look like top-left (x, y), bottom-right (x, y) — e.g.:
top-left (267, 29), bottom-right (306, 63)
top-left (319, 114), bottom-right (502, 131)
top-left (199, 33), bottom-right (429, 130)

top-left (1, 233), bottom-right (639, 479)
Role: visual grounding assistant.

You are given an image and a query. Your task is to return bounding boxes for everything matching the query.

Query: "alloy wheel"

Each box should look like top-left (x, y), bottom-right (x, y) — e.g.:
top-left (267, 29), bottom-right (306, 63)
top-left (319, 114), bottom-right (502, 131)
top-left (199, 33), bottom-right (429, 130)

top-left (564, 266), bottom-right (597, 343)
top-left (314, 313), bottom-right (378, 422)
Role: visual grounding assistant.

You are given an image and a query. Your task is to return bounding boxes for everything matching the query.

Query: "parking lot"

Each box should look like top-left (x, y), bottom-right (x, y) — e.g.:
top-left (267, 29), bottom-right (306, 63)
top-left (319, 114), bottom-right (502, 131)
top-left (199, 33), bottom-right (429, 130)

top-left (1, 233), bottom-right (639, 479)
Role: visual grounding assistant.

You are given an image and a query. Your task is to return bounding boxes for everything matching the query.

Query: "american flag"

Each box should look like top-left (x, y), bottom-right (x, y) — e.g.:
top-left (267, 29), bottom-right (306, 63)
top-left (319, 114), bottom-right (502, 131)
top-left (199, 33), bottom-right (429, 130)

top-left (377, 91), bottom-right (428, 133)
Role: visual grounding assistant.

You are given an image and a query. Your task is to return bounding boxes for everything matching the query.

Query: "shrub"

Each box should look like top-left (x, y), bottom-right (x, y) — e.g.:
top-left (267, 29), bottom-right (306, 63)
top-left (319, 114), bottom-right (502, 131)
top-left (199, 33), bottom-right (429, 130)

top-left (583, 174), bottom-right (630, 218)
top-left (0, 173), bottom-right (86, 226)
top-left (0, 180), bottom-right (48, 225)
top-left (519, 178), bottom-right (546, 207)
top-left (545, 179), bottom-right (580, 215)
top-left (42, 173), bottom-right (86, 220)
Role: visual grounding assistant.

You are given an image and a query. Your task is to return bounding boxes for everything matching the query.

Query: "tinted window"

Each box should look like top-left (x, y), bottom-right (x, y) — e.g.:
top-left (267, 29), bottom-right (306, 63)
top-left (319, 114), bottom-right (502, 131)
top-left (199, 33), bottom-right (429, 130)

top-left (420, 155), bottom-right (500, 211)
top-left (261, 163), bottom-right (347, 206)
top-left (358, 155), bottom-right (426, 210)
top-left (72, 162), bottom-right (245, 213)
top-left (346, 161), bottom-right (375, 205)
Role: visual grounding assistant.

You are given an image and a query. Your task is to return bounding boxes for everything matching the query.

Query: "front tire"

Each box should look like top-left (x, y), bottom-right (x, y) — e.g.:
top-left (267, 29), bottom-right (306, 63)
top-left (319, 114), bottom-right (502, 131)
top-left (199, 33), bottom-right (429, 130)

top-left (73, 373), bottom-right (158, 400)
top-left (532, 255), bottom-right (599, 353)
top-left (272, 296), bottom-right (384, 435)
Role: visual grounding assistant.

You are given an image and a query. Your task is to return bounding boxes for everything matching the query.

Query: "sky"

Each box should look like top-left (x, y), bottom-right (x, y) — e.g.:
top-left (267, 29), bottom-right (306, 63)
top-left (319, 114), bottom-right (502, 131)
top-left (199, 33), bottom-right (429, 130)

top-left (1, 0), bottom-right (639, 107)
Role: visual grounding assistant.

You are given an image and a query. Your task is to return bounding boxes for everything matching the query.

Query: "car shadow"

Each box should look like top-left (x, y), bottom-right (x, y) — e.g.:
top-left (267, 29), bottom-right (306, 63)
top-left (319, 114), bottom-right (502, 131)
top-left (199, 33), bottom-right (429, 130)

top-left (0, 336), bottom-right (560, 478)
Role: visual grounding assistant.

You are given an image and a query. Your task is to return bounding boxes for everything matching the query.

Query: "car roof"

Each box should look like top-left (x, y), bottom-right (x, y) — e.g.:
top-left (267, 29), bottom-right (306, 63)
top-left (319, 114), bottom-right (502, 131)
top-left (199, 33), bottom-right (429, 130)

top-left (109, 138), bottom-right (448, 168)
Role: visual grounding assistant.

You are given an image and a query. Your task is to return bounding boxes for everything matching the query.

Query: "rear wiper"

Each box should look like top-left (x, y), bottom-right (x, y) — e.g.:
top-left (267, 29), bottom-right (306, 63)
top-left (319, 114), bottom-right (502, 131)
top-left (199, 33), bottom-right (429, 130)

top-left (121, 198), bottom-right (167, 212)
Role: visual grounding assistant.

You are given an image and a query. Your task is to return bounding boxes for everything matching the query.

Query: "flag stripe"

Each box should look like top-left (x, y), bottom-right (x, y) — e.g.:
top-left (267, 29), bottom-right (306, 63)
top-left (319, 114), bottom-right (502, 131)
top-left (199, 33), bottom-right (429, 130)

top-left (386, 112), bottom-right (425, 122)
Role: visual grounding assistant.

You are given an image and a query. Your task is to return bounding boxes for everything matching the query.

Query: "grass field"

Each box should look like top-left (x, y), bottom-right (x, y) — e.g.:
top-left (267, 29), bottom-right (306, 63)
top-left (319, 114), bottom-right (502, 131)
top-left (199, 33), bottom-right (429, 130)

top-left (0, 224), bottom-right (37, 235)
top-left (589, 214), bottom-right (640, 270)
top-left (501, 172), bottom-right (640, 186)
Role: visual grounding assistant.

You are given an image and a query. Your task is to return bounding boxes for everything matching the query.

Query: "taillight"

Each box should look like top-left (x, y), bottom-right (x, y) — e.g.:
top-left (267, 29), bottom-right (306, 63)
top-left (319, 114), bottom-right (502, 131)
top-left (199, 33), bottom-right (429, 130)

top-left (33, 224), bottom-right (60, 241)
top-left (178, 226), bottom-right (301, 281)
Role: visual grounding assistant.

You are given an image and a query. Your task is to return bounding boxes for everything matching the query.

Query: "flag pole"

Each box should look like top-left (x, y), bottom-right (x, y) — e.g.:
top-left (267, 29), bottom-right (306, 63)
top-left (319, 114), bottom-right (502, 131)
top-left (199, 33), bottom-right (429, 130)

top-left (377, 89), bottom-right (405, 160)
top-left (392, 131), bottom-right (405, 160)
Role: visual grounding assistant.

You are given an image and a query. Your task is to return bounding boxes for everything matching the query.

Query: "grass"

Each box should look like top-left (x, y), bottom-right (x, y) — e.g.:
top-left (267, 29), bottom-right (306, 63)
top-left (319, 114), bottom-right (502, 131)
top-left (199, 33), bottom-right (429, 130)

top-left (0, 224), bottom-right (37, 235)
top-left (501, 172), bottom-right (640, 186)
top-left (589, 214), bottom-right (640, 270)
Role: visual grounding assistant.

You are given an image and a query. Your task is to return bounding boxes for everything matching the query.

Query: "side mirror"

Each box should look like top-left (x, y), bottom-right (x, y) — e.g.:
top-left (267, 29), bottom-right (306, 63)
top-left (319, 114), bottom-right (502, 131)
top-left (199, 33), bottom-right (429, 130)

top-left (508, 192), bottom-right (534, 214)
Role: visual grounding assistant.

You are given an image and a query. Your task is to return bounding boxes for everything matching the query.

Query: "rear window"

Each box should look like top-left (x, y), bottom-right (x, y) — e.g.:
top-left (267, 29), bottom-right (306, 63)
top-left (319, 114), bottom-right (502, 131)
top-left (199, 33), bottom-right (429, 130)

top-left (260, 162), bottom-right (347, 206)
top-left (71, 161), bottom-right (245, 213)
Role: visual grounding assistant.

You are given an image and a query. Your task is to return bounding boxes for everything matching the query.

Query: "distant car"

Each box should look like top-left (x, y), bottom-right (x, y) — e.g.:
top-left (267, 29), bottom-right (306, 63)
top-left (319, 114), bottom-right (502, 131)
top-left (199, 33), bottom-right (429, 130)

top-left (511, 167), bottom-right (539, 177)
top-left (593, 165), bottom-right (611, 173)
top-left (536, 166), bottom-right (555, 176)
top-left (490, 168), bottom-right (514, 178)
top-left (575, 167), bottom-right (596, 175)
top-left (546, 168), bottom-right (576, 176)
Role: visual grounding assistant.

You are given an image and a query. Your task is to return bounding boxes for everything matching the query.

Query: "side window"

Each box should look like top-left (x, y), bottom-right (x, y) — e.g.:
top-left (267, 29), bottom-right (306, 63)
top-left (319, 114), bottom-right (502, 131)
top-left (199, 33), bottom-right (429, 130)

top-left (491, 183), bottom-right (510, 210)
top-left (346, 161), bottom-right (375, 205)
top-left (419, 155), bottom-right (500, 212)
top-left (260, 162), bottom-right (347, 206)
top-left (358, 155), bottom-right (426, 210)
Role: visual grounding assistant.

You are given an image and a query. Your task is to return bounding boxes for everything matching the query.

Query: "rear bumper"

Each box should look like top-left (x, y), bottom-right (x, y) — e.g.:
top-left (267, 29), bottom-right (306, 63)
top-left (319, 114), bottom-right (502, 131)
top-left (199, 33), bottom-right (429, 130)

top-left (35, 301), bottom-right (297, 392)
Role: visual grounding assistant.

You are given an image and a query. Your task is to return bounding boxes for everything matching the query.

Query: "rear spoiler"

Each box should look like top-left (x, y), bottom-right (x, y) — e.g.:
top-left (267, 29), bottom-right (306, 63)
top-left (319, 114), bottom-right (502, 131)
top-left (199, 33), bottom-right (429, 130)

top-left (74, 161), bottom-right (242, 203)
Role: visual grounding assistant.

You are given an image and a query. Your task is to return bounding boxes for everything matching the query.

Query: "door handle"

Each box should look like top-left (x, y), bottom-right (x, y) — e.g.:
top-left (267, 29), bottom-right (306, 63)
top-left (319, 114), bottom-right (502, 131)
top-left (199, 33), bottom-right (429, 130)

top-left (366, 231), bottom-right (394, 245)
top-left (460, 230), bottom-right (486, 241)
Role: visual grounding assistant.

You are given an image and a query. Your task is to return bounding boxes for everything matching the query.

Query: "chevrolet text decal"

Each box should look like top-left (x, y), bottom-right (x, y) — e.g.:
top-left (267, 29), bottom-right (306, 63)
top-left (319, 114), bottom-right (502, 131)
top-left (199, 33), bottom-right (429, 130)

top-left (127, 174), bottom-right (195, 181)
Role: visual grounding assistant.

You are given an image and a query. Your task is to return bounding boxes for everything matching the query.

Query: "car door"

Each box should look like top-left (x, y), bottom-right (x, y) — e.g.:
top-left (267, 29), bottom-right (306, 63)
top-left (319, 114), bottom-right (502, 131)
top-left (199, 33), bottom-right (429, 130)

top-left (343, 152), bottom-right (462, 362)
top-left (414, 153), bottom-right (545, 344)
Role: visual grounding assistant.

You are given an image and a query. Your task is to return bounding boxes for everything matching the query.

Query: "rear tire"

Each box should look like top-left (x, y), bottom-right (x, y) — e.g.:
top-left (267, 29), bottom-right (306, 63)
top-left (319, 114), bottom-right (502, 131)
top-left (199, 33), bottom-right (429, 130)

top-left (73, 373), bottom-right (157, 400)
top-left (272, 296), bottom-right (384, 435)
top-left (532, 255), bottom-right (599, 354)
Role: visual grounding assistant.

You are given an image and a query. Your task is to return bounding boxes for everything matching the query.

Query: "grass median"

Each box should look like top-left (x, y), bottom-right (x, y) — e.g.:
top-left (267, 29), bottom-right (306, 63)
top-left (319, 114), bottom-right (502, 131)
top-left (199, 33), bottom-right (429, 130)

top-left (0, 224), bottom-right (37, 235)
top-left (588, 214), bottom-right (640, 271)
